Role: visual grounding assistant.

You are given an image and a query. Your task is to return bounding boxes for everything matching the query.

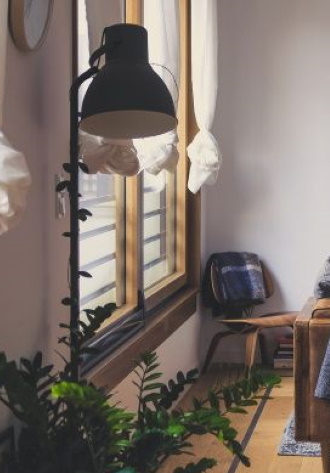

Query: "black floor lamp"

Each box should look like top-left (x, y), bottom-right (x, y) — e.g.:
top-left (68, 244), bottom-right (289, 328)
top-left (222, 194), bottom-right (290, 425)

top-left (63, 24), bottom-right (177, 381)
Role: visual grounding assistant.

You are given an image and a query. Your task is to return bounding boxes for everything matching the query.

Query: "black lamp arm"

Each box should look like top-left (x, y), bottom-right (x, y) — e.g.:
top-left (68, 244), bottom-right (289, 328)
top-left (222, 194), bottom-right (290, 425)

top-left (70, 66), bottom-right (99, 96)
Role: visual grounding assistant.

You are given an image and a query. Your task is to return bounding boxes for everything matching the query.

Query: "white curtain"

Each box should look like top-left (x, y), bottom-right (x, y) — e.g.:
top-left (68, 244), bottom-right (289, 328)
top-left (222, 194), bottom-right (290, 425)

top-left (134, 0), bottom-right (180, 183)
top-left (83, 0), bottom-right (180, 182)
top-left (79, 130), bottom-right (139, 176)
top-left (85, 0), bottom-right (124, 54)
top-left (82, 0), bottom-right (140, 176)
top-left (0, 0), bottom-right (31, 235)
top-left (187, 0), bottom-right (222, 194)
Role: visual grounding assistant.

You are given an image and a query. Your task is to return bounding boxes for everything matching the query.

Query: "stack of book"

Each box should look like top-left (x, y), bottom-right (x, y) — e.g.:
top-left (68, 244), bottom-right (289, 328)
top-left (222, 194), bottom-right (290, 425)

top-left (273, 335), bottom-right (294, 370)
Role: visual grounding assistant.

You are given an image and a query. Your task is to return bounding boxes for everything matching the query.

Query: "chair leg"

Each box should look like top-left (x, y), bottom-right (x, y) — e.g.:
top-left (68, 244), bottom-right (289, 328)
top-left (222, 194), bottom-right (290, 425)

top-left (258, 331), bottom-right (268, 366)
top-left (321, 442), bottom-right (330, 473)
top-left (245, 328), bottom-right (261, 374)
top-left (202, 330), bottom-right (233, 374)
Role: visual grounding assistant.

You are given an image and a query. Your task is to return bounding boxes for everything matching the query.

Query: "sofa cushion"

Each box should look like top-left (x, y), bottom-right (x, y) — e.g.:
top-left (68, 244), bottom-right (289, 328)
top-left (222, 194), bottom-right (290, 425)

top-left (314, 256), bottom-right (330, 299)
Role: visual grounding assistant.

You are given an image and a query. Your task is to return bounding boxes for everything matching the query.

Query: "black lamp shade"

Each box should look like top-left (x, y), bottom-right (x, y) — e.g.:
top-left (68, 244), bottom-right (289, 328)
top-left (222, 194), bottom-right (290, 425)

top-left (80, 24), bottom-right (177, 139)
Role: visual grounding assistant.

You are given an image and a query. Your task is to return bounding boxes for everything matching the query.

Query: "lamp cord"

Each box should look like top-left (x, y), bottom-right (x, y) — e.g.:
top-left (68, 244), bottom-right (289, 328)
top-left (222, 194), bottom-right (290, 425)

top-left (150, 62), bottom-right (179, 105)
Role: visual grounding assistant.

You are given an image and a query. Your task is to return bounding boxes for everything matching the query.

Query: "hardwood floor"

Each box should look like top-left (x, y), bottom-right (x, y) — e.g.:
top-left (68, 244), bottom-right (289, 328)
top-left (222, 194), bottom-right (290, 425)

top-left (236, 377), bottom-right (322, 473)
top-left (161, 369), bottom-right (323, 473)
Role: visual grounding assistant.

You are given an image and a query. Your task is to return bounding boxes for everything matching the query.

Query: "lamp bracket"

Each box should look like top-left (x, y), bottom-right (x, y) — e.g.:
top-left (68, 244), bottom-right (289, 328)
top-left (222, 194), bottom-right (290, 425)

top-left (88, 45), bottom-right (106, 68)
top-left (88, 39), bottom-right (123, 68)
top-left (70, 66), bottom-right (99, 96)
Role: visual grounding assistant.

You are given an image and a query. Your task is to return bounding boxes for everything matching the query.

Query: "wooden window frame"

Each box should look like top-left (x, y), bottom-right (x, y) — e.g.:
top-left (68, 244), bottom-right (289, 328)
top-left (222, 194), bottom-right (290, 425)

top-left (123, 0), bottom-right (192, 312)
top-left (75, 0), bottom-right (200, 390)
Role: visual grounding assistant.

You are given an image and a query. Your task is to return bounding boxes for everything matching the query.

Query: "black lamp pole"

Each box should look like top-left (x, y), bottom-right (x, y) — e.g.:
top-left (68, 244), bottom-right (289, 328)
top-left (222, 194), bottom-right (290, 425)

top-left (68, 67), bottom-right (98, 382)
top-left (63, 24), bottom-right (176, 382)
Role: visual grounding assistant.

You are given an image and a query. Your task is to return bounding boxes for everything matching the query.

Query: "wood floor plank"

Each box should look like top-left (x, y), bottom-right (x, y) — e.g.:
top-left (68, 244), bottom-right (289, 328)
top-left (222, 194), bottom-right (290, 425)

top-left (300, 457), bottom-right (323, 473)
top-left (161, 371), bottom-right (323, 473)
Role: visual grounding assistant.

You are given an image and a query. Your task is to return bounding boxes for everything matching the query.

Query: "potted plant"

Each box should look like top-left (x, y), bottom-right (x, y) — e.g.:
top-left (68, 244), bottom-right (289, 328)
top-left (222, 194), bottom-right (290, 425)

top-left (0, 304), bottom-right (279, 473)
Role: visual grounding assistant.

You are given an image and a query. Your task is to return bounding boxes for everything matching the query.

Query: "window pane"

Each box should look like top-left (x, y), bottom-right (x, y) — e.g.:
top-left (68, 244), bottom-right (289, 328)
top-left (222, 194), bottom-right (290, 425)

top-left (143, 172), bottom-right (176, 290)
top-left (78, 1), bottom-right (125, 318)
top-left (79, 174), bottom-right (118, 311)
top-left (142, 0), bottom-right (179, 293)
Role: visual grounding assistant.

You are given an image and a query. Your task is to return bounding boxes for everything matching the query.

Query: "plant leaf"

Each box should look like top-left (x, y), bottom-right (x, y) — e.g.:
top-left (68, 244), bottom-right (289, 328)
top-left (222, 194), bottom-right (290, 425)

top-left (78, 161), bottom-right (89, 174)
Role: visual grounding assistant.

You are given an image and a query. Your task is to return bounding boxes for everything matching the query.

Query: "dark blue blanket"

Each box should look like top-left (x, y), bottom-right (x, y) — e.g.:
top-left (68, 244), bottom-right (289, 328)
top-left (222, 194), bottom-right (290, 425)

top-left (213, 252), bottom-right (265, 304)
top-left (202, 252), bottom-right (266, 316)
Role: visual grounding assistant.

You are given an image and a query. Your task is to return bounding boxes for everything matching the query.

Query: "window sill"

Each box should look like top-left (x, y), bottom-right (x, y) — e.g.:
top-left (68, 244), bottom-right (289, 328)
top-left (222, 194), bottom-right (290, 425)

top-left (87, 286), bottom-right (198, 392)
top-left (145, 272), bottom-right (187, 311)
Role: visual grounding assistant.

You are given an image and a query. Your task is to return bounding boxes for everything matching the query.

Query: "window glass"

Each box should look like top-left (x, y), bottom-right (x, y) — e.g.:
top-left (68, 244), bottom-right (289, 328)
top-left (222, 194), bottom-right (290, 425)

top-left (77, 0), bottom-right (182, 328)
top-left (78, 1), bottom-right (124, 319)
top-left (79, 174), bottom-right (117, 311)
top-left (142, 0), bottom-right (178, 292)
top-left (143, 172), bottom-right (176, 290)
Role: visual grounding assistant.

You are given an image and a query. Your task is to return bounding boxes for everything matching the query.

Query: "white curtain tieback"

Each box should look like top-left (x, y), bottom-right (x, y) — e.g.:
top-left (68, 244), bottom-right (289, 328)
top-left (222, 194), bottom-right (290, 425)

top-left (80, 131), bottom-right (140, 176)
top-left (0, 132), bottom-right (31, 235)
top-left (187, 129), bottom-right (222, 194)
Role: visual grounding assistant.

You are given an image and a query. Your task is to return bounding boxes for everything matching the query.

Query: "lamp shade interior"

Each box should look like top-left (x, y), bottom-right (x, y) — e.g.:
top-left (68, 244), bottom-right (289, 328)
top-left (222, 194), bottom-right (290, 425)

top-left (81, 110), bottom-right (177, 140)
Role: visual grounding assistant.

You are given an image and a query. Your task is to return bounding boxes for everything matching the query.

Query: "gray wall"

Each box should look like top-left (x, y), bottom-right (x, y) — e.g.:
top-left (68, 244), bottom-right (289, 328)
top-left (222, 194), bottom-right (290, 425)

top-left (202, 0), bottom-right (330, 363)
top-left (0, 0), bottom-right (72, 424)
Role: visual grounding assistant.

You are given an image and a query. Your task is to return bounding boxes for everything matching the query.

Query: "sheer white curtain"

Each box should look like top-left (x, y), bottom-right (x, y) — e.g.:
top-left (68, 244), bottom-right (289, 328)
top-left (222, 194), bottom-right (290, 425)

top-left (82, 0), bottom-right (180, 181)
top-left (187, 0), bottom-right (222, 194)
top-left (81, 0), bottom-right (140, 176)
top-left (85, 0), bottom-right (124, 54)
top-left (134, 0), bottom-right (180, 182)
top-left (0, 0), bottom-right (31, 235)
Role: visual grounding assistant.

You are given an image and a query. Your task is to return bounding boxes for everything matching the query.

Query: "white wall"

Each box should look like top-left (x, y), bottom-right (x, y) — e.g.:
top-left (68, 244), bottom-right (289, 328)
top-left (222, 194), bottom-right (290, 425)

top-left (2, 0), bottom-right (72, 356)
top-left (0, 1), bottom-right (72, 425)
top-left (201, 0), bottom-right (330, 363)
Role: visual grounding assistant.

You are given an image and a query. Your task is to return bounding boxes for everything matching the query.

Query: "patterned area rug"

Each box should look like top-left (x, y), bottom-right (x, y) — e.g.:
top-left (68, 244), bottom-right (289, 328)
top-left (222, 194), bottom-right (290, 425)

top-left (278, 413), bottom-right (321, 457)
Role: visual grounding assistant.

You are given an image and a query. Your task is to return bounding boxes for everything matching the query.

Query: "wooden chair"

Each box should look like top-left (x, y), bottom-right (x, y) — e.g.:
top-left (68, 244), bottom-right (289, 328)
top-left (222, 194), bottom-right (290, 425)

top-left (202, 261), bottom-right (298, 373)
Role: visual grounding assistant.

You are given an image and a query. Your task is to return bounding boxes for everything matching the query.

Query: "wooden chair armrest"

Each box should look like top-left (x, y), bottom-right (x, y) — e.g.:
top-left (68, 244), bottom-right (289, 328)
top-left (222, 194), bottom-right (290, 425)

top-left (312, 298), bottom-right (330, 319)
top-left (296, 297), bottom-right (315, 324)
top-left (219, 312), bottom-right (297, 328)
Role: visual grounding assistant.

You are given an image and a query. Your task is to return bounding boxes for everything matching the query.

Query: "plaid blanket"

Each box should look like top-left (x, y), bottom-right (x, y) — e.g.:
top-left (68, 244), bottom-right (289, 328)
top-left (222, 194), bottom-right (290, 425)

top-left (202, 252), bottom-right (266, 316)
top-left (314, 258), bottom-right (330, 399)
top-left (315, 338), bottom-right (330, 400)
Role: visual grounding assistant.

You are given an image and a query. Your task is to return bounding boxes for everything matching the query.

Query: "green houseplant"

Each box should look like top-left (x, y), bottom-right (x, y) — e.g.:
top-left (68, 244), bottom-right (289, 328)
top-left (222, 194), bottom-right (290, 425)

top-left (0, 304), bottom-right (280, 473)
